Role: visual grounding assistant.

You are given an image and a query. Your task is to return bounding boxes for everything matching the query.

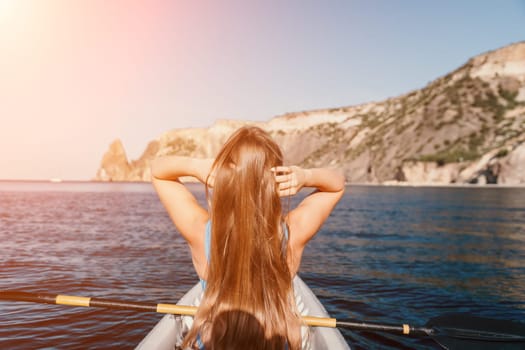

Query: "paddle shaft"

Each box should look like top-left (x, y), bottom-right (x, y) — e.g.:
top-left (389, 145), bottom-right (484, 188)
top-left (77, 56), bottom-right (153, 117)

top-left (5, 289), bottom-right (525, 350)
top-left (0, 290), bottom-right (336, 327)
top-left (0, 290), bottom-right (440, 334)
top-left (337, 320), bottom-right (432, 336)
top-left (4, 290), bottom-right (525, 349)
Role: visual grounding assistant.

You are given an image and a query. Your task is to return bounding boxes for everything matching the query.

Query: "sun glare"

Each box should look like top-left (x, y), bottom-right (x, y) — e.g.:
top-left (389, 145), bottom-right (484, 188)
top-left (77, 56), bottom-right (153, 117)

top-left (0, 0), bottom-right (17, 20)
top-left (0, 0), bottom-right (32, 27)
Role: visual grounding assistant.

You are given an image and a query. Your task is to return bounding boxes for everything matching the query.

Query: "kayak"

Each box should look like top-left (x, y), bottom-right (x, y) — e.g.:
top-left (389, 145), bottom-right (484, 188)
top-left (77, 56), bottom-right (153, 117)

top-left (135, 276), bottom-right (350, 349)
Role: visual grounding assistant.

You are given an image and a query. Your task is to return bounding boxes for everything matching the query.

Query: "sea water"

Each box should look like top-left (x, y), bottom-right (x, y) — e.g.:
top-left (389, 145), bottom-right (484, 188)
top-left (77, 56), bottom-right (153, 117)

top-left (1, 181), bottom-right (524, 349)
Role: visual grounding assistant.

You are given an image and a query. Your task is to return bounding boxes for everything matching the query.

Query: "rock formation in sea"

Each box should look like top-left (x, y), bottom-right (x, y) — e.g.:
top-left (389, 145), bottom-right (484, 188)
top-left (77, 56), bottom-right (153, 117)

top-left (95, 139), bottom-right (131, 181)
top-left (95, 41), bottom-right (525, 185)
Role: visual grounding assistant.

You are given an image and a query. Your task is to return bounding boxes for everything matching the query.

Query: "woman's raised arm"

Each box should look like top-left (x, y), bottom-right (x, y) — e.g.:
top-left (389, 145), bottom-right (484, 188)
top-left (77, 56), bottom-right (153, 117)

top-left (274, 165), bottom-right (345, 250)
top-left (151, 156), bottom-right (214, 185)
top-left (151, 156), bottom-right (214, 245)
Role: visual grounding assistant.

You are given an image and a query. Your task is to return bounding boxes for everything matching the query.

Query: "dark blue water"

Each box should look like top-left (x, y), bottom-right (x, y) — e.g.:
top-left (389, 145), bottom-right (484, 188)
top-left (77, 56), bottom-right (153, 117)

top-left (1, 181), bottom-right (524, 349)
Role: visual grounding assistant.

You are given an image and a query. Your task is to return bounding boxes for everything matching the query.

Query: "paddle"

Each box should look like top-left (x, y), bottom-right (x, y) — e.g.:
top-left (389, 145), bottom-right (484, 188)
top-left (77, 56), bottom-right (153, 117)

top-left (338, 315), bottom-right (525, 349)
top-left (2, 290), bottom-right (525, 349)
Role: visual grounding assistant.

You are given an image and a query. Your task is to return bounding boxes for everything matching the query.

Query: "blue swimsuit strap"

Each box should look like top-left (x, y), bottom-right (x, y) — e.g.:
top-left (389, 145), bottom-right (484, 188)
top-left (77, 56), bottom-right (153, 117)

top-left (204, 220), bottom-right (212, 262)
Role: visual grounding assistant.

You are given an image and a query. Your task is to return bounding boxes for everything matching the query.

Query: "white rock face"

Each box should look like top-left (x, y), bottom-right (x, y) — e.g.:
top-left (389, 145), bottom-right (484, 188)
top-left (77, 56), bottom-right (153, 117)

top-left (470, 42), bottom-right (525, 81)
top-left (401, 162), bottom-right (461, 184)
top-left (499, 143), bottom-right (525, 184)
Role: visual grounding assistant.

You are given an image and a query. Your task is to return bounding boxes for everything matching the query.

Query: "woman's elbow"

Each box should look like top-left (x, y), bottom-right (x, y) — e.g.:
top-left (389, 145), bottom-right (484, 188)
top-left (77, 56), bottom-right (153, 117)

top-left (335, 169), bottom-right (346, 191)
top-left (150, 158), bottom-right (164, 180)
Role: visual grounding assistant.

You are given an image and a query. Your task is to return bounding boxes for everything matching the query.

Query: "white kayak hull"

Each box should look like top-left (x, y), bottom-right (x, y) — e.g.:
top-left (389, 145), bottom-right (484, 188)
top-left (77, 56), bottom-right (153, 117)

top-left (136, 276), bottom-right (350, 349)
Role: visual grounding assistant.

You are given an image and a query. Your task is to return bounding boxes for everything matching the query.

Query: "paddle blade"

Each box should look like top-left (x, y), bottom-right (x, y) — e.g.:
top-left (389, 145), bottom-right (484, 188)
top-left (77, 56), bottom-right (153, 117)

top-left (426, 313), bottom-right (525, 350)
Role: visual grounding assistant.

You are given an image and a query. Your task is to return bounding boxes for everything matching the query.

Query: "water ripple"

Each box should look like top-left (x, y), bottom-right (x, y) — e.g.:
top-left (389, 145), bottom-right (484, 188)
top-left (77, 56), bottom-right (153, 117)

top-left (1, 183), bottom-right (524, 349)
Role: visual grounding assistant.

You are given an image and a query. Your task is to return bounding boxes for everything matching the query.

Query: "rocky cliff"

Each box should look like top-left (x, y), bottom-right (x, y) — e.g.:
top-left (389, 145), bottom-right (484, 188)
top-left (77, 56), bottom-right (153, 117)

top-left (96, 42), bottom-right (525, 185)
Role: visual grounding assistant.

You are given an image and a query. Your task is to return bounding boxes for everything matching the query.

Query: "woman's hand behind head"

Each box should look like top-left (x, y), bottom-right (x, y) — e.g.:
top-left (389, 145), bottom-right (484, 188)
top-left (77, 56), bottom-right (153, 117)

top-left (271, 166), bottom-right (310, 197)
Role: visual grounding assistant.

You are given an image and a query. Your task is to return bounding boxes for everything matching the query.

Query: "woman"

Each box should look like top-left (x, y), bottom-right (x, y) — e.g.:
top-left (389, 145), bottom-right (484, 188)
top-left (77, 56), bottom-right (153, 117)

top-left (151, 126), bottom-right (345, 350)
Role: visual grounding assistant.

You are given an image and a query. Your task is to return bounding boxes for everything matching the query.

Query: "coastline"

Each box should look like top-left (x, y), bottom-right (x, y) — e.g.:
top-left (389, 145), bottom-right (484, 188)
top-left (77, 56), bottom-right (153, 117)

top-left (1, 178), bottom-right (524, 189)
top-left (349, 182), bottom-right (525, 189)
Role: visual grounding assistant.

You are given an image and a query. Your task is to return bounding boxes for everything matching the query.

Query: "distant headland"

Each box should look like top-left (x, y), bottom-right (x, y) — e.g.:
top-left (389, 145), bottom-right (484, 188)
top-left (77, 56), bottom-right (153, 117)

top-left (96, 42), bottom-right (525, 186)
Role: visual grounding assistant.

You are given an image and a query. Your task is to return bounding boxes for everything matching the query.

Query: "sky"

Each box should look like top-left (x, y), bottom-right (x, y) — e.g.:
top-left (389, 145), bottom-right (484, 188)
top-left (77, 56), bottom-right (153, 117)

top-left (1, 0), bottom-right (524, 180)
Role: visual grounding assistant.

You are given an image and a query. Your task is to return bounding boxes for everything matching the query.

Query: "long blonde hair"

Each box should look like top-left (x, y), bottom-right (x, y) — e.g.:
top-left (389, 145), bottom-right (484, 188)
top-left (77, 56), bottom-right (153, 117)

top-left (182, 126), bottom-right (302, 350)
